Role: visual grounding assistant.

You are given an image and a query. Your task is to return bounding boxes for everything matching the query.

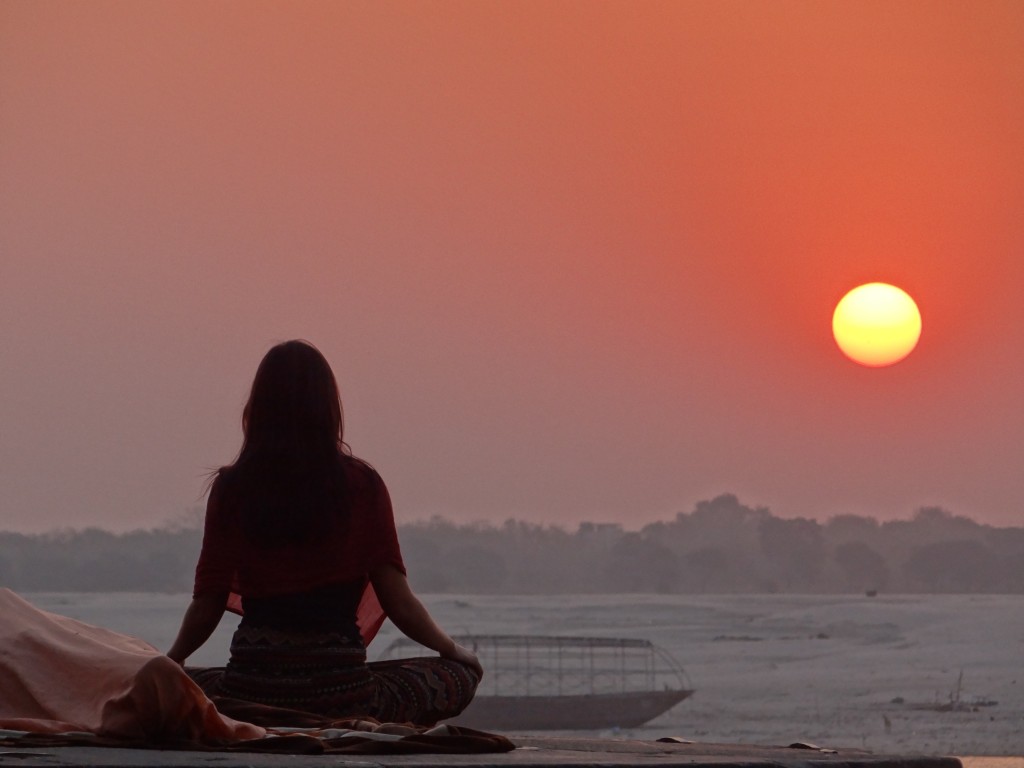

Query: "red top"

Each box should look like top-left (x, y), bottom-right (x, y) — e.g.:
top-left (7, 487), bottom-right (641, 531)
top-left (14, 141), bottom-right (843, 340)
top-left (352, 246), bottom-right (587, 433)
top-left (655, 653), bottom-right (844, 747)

top-left (192, 460), bottom-right (405, 644)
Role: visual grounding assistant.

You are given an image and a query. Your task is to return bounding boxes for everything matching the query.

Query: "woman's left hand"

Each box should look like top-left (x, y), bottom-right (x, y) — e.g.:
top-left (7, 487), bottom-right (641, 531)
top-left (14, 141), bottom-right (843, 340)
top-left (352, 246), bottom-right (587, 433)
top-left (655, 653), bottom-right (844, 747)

top-left (443, 642), bottom-right (484, 680)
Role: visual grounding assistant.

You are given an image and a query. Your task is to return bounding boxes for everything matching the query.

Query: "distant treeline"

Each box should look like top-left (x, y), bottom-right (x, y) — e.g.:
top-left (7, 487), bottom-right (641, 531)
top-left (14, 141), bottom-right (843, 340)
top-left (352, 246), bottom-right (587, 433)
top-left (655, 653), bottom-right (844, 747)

top-left (2, 494), bottom-right (1022, 594)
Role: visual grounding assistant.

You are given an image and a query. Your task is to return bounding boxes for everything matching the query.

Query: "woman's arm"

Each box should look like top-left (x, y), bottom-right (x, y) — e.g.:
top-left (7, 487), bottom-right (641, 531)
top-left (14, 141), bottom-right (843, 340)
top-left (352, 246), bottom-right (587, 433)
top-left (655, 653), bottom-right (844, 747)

top-left (167, 592), bottom-right (228, 665)
top-left (370, 564), bottom-right (483, 679)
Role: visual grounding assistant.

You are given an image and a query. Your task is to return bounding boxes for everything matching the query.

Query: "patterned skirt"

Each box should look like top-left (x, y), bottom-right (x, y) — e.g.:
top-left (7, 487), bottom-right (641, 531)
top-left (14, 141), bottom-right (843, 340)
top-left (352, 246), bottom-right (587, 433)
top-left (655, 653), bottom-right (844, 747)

top-left (187, 623), bottom-right (479, 726)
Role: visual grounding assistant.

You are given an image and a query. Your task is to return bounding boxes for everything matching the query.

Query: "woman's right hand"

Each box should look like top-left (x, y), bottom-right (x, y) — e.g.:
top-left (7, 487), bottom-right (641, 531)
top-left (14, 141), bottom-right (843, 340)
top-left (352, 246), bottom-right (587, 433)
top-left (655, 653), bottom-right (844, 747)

top-left (443, 642), bottom-right (484, 680)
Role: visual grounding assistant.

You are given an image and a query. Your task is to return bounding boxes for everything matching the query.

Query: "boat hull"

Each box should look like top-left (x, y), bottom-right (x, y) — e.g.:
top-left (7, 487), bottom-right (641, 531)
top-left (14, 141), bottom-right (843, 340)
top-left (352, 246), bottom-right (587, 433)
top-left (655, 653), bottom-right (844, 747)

top-left (452, 689), bottom-right (693, 731)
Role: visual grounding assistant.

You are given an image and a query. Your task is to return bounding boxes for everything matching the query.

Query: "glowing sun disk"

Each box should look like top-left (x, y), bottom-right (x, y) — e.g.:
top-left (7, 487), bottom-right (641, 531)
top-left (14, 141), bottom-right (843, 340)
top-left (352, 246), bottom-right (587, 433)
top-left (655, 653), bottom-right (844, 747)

top-left (832, 283), bottom-right (921, 367)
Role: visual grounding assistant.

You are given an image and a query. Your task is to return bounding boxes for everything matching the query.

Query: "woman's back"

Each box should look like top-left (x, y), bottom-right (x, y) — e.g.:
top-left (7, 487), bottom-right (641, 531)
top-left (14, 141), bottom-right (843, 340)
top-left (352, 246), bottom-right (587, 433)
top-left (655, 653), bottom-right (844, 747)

top-left (194, 457), bottom-right (405, 603)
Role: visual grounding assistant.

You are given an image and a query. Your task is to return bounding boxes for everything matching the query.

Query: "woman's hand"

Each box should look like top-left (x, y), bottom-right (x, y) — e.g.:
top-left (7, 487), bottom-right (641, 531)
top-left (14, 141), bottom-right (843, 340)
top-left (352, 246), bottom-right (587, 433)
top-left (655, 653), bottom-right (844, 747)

top-left (371, 565), bottom-right (483, 680)
top-left (442, 642), bottom-right (484, 680)
top-left (167, 592), bottom-right (228, 665)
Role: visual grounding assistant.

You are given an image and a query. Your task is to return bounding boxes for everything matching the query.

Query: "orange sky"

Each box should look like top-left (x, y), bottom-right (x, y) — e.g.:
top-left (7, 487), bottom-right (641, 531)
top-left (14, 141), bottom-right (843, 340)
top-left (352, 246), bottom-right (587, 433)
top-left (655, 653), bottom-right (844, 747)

top-left (1, 1), bottom-right (1022, 532)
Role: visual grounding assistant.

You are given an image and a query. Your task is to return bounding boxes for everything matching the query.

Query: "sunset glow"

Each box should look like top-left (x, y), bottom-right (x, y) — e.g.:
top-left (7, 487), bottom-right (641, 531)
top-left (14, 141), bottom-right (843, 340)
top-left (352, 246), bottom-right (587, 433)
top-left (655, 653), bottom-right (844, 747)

top-left (1, 3), bottom-right (1022, 531)
top-left (832, 283), bottom-right (922, 367)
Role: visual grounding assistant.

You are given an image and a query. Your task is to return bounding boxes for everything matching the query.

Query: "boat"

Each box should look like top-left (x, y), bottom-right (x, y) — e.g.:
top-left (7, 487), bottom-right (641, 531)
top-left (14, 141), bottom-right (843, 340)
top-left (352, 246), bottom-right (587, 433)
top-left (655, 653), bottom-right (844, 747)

top-left (380, 634), bottom-right (694, 731)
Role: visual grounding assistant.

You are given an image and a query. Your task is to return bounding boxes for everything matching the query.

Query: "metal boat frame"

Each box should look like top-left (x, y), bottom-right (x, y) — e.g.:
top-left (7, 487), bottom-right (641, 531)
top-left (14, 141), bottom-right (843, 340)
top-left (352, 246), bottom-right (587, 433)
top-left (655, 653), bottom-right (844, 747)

top-left (382, 634), bottom-right (694, 731)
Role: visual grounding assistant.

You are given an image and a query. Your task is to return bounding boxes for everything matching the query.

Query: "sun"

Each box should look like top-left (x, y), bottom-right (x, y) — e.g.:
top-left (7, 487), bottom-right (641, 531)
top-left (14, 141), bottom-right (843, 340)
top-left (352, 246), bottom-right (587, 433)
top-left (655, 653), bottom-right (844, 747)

top-left (832, 283), bottom-right (922, 367)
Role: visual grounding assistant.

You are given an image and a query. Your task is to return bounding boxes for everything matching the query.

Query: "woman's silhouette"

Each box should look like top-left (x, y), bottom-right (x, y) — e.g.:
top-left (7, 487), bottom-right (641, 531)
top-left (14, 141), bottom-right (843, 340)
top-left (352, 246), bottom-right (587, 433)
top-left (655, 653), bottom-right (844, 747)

top-left (168, 340), bottom-right (480, 725)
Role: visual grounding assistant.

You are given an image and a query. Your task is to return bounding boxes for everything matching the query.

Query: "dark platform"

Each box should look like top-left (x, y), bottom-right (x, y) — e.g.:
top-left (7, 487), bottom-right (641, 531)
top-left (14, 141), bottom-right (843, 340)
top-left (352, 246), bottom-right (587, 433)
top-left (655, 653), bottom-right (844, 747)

top-left (0, 736), bottom-right (963, 768)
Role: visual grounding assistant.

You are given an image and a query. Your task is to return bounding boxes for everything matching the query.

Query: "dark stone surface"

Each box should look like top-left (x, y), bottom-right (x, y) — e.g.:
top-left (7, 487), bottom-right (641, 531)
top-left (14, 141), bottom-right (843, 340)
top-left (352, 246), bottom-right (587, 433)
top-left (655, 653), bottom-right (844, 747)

top-left (0, 737), bottom-right (963, 768)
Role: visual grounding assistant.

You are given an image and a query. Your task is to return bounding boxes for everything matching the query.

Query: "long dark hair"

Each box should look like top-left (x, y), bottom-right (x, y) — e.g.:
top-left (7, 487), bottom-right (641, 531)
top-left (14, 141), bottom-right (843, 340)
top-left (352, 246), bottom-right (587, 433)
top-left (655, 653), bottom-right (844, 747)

top-left (217, 340), bottom-right (360, 547)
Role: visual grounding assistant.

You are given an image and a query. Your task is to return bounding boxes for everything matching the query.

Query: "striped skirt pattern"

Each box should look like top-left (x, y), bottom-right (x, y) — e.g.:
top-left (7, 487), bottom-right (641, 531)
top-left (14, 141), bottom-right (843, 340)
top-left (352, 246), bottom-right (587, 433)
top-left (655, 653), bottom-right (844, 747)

top-left (187, 624), bottom-right (479, 726)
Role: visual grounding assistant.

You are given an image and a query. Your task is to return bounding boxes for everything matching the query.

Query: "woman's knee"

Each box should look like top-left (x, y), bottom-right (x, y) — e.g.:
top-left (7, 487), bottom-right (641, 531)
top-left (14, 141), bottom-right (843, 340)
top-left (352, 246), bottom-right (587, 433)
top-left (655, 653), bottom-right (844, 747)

top-left (434, 658), bottom-right (479, 717)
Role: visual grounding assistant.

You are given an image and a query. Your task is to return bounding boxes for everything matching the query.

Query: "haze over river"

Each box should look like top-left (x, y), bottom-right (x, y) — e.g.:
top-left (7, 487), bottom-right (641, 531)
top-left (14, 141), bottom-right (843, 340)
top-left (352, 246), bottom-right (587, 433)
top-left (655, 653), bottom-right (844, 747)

top-left (24, 592), bottom-right (1024, 757)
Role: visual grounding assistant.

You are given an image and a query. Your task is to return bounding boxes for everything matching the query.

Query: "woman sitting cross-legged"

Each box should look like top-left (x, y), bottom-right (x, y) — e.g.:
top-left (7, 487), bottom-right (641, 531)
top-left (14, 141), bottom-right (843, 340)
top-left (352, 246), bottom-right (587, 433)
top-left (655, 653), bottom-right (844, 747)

top-left (167, 340), bottom-right (481, 726)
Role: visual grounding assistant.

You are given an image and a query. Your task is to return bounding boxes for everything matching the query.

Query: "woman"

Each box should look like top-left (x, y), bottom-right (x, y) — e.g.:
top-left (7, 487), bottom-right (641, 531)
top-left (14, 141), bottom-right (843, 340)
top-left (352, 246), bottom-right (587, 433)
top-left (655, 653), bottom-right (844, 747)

top-left (168, 340), bottom-right (481, 726)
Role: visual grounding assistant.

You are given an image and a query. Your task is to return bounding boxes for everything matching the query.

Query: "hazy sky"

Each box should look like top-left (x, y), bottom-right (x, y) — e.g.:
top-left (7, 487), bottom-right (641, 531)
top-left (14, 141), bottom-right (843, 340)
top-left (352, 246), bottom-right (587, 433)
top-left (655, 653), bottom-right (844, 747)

top-left (2, 1), bottom-right (1022, 533)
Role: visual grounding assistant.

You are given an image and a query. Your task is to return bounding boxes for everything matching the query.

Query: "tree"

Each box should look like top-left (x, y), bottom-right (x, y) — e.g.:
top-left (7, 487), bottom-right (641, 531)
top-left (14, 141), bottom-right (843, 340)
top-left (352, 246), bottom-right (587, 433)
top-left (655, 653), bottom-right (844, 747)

top-left (758, 516), bottom-right (826, 589)
top-left (826, 514), bottom-right (880, 543)
top-left (604, 533), bottom-right (679, 592)
top-left (834, 541), bottom-right (889, 592)
top-left (680, 546), bottom-right (731, 592)
top-left (447, 546), bottom-right (507, 593)
top-left (903, 540), bottom-right (1001, 592)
